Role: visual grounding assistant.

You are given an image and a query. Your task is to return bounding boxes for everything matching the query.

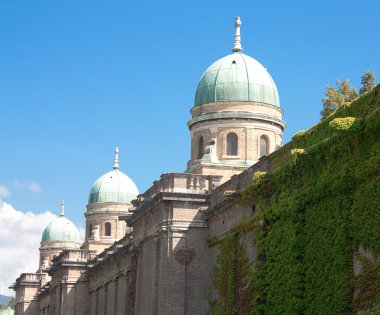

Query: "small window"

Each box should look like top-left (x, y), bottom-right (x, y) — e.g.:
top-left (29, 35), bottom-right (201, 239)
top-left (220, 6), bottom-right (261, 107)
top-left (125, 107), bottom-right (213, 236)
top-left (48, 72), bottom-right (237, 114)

top-left (88, 224), bottom-right (92, 237)
top-left (105, 222), bottom-right (111, 236)
top-left (260, 135), bottom-right (269, 158)
top-left (198, 136), bottom-right (204, 159)
top-left (226, 133), bottom-right (238, 156)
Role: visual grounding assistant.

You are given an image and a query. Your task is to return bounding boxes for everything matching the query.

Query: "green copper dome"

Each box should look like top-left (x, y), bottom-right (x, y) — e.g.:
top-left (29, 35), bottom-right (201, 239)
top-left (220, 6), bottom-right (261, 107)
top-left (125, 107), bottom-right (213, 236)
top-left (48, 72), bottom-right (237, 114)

top-left (88, 169), bottom-right (139, 204)
top-left (88, 147), bottom-right (139, 204)
top-left (194, 52), bottom-right (280, 107)
top-left (41, 209), bottom-right (81, 243)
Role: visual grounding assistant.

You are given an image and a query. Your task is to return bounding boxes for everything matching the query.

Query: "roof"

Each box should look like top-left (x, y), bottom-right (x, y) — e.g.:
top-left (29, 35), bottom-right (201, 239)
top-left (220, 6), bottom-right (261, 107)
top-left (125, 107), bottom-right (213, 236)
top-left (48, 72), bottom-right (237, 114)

top-left (88, 169), bottom-right (139, 204)
top-left (194, 52), bottom-right (280, 107)
top-left (41, 215), bottom-right (81, 244)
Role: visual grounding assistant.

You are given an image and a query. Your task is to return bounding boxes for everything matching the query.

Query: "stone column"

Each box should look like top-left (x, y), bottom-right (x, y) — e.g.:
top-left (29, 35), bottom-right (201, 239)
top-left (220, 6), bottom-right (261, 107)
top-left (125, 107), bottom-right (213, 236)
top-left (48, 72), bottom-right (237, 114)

top-left (125, 271), bottom-right (130, 314)
top-left (104, 283), bottom-right (108, 315)
top-left (106, 279), bottom-right (115, 315)
top-left (114, 277), bottom-right (119, 315)
top-left (95, 288), bottom-right (99, 315)
top-left (117, 274), bottom-right (126, 314)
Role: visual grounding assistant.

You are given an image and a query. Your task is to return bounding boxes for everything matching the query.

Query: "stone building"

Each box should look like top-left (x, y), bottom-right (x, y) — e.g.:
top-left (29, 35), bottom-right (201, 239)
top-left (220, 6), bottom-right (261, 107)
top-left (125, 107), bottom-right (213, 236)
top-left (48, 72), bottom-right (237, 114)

top-left (10, 17), bottom-right (285, 314)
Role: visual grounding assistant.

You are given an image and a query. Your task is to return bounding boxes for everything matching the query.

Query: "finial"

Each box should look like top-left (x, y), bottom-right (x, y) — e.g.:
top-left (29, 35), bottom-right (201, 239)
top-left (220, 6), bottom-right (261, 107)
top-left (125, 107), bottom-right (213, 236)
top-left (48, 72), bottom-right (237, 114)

top-left (113, 146), bottom-right (119, 169)
top-left (232, 16), bottom-right (243, 52)
top-left (60, 200), bottom-right (64, 216)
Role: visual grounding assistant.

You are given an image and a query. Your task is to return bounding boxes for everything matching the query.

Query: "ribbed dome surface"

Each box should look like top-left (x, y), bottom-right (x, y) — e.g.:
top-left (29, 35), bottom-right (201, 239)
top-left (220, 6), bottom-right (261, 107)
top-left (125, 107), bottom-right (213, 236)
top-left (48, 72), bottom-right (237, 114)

top-left (41, 216), bottom-right (81, 243)
top-left (194, 52), bottom-right (280, 107)
top-left (88, 169), bottom-right (139, 204)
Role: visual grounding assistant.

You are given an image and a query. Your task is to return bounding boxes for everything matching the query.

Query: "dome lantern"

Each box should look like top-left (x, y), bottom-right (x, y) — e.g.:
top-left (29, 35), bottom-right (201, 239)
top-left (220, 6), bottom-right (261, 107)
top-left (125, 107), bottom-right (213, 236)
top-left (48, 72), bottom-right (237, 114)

top-left (60, 200), bottom-right (64, 216)
top-left (232, 16), bottom-right (242, 52)
top-left (113, 146), bottom-right (119, 170)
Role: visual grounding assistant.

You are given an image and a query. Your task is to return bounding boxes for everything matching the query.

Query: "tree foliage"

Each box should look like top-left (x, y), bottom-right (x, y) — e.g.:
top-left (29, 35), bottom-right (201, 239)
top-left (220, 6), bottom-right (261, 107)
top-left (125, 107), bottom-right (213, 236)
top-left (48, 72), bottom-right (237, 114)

top-left (321, 71), bottom-right (377, 119)
top-left (0, 297), bottom-right (15, 310)
top-left (360, 71), bottom-right (376, 95)
top-left (8, 297), bottom-right (15, 309)
top-left (321, 79), bottom-right (358, 119)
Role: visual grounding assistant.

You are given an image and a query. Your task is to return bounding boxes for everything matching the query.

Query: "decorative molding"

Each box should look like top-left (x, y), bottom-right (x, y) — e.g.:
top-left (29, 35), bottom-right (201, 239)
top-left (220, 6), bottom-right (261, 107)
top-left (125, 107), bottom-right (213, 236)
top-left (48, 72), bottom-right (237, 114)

top-left (174, 248), bottom-right (196, 265)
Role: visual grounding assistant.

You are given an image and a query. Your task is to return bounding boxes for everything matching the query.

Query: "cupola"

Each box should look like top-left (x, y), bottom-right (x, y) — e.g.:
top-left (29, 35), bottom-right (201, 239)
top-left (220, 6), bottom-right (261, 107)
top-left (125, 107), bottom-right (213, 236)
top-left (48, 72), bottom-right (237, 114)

top-left (83, 148), bottom-right (138, 253)
top-left (187, 17), bottom-right (285, 183)
top-left (41, 201), bottom-right (81, 244)
top-left (88, 147), bottom-right (139, 205)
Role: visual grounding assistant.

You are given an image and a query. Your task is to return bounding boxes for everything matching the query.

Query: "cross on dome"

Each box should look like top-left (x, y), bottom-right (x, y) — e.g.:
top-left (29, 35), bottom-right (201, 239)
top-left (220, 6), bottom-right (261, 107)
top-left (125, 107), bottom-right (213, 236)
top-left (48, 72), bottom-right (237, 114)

top-left (232, 16), bottom-right (243, 52)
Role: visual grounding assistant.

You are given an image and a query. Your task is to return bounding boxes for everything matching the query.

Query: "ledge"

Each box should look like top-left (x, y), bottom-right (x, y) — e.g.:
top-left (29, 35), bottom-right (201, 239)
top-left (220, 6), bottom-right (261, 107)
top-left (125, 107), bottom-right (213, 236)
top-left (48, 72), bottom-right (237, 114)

top-left (188, 110), bottom-right (286, 129)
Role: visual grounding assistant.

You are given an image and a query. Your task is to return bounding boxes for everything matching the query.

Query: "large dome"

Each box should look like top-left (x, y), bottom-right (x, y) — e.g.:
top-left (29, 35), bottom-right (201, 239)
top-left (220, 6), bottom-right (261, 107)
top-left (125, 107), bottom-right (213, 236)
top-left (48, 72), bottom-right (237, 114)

top-left (88, 169), bottom-right (139, 204)
top-left (88, 147), bottom-right (139, 204)
top-left (42, 202), bottom-right (81, 243)
top-left (194, 52), bottom-right (280, 107)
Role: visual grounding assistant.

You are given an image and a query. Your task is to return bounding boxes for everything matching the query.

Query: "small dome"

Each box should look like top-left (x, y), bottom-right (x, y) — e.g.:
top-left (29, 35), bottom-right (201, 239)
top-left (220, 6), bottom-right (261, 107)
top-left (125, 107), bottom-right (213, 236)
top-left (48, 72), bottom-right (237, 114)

top-left (194, 52), bottom-right (280, 107)
top-left (88, 169), bottom-right (139, 204)
top-left (42, 210), bottom-right (81, 244)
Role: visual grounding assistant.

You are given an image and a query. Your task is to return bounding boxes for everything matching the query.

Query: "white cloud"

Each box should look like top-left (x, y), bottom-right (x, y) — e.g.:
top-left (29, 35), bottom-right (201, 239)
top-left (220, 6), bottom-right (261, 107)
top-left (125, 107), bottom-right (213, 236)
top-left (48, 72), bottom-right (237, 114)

top-left (0, 202), bottom-right (56, 296)
top-left (0, 186), bottom-right (11, 198)
top-left (12, 181), bottom-right (42, 193)
top-left (27, 182), bottom-right (42, 193)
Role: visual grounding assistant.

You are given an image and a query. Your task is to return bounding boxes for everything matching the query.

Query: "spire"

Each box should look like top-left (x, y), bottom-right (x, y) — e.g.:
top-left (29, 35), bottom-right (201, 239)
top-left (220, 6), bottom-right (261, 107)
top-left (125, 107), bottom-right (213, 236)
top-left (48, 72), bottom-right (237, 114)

top-left (113, 146), bottom-right (119, 169)
top-left (60, 200), bottom-right (64, 216)
top-left (232, 16), bottom-right (243, 52)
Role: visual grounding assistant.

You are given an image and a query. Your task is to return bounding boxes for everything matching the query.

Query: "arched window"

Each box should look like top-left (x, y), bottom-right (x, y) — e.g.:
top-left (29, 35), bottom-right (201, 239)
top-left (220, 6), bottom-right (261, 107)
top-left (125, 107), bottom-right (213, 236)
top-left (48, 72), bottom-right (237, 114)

top-left (105, 222), bottom-right (111, 236)
top-left (260, 135), bottom-right (269, 158)
top-left (198, 136), bottom-right (204, 159)
top-left (226, 133), bottom-right (238, 156)
top-left (88, 224), bottom-right (92, 237)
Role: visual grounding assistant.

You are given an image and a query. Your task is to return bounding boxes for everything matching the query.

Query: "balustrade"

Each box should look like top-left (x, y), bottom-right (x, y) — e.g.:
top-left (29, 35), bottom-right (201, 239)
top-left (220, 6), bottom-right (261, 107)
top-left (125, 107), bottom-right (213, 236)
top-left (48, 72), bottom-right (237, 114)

top-left (140, 173), bottom-right (222, 200)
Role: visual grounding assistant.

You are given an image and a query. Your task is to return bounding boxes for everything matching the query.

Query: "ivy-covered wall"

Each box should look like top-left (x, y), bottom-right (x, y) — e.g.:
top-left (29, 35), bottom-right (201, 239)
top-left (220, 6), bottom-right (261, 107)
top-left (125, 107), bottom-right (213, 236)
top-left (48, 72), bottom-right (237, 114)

top-left (209, 86), bottom-right (380, 314)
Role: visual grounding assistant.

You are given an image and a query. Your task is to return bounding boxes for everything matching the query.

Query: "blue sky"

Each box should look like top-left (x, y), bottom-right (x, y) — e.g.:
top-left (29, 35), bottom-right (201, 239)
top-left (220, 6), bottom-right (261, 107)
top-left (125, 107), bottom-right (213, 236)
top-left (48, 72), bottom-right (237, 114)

top-left (1, 0), bottom-right (379, 231)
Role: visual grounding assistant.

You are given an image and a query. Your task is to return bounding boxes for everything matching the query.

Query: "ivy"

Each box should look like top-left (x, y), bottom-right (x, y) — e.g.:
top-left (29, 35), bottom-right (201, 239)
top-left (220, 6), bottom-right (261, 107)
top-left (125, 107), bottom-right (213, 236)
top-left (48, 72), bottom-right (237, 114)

top-left (353, 253), bottom-right (380, 312)
top-left (290, 148), bottom-right (306, 164)
top-left (329, 117), bottom-right (364, 132)
top-left (291, 130), bottom-right (306, 141)
top-left (209, 232), bottom-right (252, 315)
top-left (209, 86), bottom-right (380, 314)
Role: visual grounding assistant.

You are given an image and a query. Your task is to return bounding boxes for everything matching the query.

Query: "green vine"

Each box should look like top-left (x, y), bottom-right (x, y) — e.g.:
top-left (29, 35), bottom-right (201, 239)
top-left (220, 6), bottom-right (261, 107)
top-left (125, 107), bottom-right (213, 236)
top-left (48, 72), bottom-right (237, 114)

top-left (209, 86), bottom-right (380, 314)
top-left (353, 252), bottom-right (380, 312)
top-left (209, 231), bottom-right (252, 315)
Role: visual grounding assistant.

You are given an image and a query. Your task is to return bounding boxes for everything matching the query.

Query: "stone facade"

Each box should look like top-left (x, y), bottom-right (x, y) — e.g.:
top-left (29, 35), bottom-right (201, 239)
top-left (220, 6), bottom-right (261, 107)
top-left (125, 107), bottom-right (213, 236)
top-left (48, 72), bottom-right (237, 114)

top-left (82, 202), bottom-right (132, 255)
top-left (10, 17), bottom-right (285, 315)
top-left (11, 160), bottom-right (273, 315)
top-left (38, 240), bottom-right (81, 273)
top-left (187, 100), bottom-right (284, 183)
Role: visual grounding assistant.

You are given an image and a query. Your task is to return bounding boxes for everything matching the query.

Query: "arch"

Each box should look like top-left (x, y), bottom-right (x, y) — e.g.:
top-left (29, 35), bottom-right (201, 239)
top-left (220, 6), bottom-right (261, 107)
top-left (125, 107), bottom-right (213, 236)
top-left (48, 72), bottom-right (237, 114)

top-left (105, 222), bottom-right (111, 236)
top-left (260, 135), bottom-right (269, 158)
top-left (226, 132), bottom-right (238, 156)
top-left (198, 136), bottom-right (204, 159)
